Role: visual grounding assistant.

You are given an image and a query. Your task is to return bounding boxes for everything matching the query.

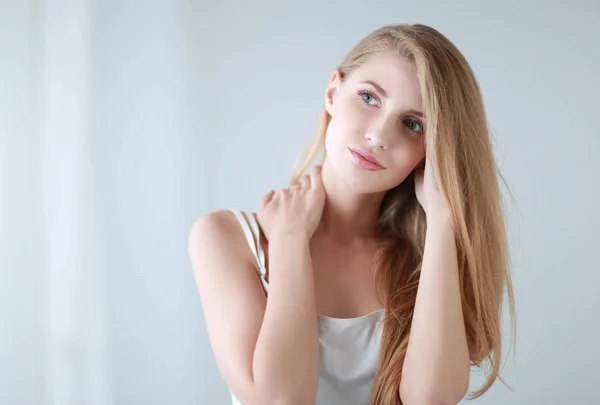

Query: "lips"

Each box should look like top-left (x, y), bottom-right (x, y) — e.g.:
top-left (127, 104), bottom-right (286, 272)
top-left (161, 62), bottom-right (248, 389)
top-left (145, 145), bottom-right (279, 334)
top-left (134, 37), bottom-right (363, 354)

top-left (348, 147), bottom-right (385, 171)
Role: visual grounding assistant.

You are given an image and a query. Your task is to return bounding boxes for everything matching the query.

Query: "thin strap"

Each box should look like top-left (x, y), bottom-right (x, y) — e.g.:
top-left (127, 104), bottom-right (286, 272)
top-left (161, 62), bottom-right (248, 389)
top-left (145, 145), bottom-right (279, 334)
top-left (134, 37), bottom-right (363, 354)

top-left (229, 208), bottom-right (267, 277)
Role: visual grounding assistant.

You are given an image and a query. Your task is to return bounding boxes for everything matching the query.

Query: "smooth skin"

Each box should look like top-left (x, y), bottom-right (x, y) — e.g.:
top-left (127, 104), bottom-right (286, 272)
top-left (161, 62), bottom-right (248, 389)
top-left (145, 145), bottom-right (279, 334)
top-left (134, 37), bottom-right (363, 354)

top-left (189, 52), bottom-right (470, 405)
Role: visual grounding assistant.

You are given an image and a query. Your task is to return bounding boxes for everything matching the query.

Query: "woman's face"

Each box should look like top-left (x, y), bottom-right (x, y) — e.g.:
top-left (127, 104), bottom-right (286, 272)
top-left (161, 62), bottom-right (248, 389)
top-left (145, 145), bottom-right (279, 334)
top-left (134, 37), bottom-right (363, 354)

top-left (324, 52), bottom-right (426, 194)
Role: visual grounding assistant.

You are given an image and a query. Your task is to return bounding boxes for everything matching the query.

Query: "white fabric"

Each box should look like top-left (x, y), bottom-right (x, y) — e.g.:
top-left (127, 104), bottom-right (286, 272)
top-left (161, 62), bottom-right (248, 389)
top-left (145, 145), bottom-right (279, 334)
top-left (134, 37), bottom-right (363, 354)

top-left (228, 208), bottom-right (385, 405)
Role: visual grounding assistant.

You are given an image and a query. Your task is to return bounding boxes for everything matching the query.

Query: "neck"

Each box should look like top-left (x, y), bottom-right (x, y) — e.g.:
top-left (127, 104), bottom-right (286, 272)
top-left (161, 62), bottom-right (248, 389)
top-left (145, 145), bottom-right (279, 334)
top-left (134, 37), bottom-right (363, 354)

top-left (315, 158), bottom-right (385, 242)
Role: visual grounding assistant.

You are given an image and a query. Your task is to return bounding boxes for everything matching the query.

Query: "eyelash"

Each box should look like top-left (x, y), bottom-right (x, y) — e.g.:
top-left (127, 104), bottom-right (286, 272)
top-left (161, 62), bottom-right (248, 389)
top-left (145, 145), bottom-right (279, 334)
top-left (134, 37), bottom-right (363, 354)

top-left (357, 90), bottom-right (424, 135)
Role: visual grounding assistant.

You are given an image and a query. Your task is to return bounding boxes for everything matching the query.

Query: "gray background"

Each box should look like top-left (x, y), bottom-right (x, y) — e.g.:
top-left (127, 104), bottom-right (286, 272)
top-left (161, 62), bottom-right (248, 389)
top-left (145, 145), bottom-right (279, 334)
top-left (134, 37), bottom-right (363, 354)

top-left (2, 0), bottom-right (599, 404)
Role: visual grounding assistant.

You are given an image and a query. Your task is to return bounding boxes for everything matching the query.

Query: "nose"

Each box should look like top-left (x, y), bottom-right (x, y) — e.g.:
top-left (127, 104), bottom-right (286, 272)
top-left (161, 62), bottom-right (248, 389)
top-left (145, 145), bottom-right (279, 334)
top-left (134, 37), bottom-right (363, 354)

top-left (365, 117), bottom-right (395, 150)
top-left (365, 133), bottom-right (385, 149)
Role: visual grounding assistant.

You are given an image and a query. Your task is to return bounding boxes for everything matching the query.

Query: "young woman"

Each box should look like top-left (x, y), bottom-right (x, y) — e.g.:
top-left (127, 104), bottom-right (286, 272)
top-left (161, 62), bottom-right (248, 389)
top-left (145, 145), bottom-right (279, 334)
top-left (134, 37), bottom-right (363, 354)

top-left (189, 23), bottom-right (516, 405)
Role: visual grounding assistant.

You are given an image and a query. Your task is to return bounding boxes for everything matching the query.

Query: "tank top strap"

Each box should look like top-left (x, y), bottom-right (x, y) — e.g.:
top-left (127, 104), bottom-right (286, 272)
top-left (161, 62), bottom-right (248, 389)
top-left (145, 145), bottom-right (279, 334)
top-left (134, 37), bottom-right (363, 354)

top-left (228, 208), bottom-right (267, 278)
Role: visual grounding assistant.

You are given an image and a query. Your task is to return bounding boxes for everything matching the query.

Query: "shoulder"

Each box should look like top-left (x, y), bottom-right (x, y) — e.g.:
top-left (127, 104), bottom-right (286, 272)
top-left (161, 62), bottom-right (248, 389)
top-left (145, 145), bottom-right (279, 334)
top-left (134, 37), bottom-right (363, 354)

top-left (189, 209), bottom-right (237, 251)
top-left (188, 209), bottom-right (255, 267)
top-left (190, 209), bottom-right (237, 235)
top-left (187, 210), bottom-right (268, 403)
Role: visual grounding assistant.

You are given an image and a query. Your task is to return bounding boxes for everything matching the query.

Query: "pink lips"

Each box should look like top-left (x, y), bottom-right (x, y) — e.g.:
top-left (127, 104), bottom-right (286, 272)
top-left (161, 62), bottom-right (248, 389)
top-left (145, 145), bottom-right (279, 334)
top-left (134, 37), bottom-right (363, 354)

top-left (348, 147), bottom-right (385, 171)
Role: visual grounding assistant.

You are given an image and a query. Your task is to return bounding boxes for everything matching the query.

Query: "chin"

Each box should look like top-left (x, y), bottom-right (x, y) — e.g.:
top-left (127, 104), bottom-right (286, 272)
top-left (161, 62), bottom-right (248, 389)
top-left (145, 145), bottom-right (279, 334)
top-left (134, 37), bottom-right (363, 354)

top-left (332, 159), bottom-right (397, 194)
top-left (347, 177), bottom-right (400, 195)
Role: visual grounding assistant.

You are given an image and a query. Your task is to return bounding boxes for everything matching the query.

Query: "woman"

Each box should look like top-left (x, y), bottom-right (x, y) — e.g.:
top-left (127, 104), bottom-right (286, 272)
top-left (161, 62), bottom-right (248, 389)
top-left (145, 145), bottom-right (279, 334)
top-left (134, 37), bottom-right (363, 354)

top-left (189, 23), bottom-right (516, 405)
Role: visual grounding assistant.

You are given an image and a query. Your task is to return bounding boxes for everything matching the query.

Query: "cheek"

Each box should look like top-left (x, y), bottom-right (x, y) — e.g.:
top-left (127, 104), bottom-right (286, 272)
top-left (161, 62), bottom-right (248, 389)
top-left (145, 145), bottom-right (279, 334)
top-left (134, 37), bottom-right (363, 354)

top-left (333, 95), bottom-right (370, 129)
top-left (390, 141), bottom-right (425, 180)
top-left (326, 104), bottom-right (367, 145)
top-left (324, 119), bottom-right (339, 159)
top-left (343, 99), bottom-right (369, 128)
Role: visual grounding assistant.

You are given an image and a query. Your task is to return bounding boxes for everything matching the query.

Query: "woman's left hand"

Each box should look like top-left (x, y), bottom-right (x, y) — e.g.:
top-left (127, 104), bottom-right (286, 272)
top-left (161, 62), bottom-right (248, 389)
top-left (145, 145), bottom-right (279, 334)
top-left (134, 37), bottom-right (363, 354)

top-left (414, 157), bottom-right (451, 222)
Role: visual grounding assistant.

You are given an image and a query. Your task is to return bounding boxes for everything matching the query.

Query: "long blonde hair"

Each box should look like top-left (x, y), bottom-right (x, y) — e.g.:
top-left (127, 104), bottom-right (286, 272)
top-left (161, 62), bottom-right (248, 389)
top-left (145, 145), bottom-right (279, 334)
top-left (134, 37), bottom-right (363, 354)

top-left (290, 24), bottom-right (516, 404)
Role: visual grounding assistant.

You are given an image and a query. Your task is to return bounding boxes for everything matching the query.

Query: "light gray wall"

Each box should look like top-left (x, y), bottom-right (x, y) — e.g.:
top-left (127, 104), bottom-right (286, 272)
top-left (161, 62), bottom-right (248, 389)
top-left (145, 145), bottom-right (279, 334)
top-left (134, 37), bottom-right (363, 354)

top-left (2, 0), bottom-right (599, 404)
top-left (1, 1), bottom-right (44, 405)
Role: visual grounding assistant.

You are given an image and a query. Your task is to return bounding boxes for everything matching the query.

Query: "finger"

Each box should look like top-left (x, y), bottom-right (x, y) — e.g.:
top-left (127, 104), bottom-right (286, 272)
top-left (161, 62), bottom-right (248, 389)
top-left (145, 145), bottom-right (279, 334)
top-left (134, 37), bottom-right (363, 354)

top-left (300, 173), bottom-right (311, 188)
top-left (310, 165), bottom-right (323, 190)
top-left (260, 189), bottom-right (275, 209)
top-left (290, 182), bottom-right (303, 196)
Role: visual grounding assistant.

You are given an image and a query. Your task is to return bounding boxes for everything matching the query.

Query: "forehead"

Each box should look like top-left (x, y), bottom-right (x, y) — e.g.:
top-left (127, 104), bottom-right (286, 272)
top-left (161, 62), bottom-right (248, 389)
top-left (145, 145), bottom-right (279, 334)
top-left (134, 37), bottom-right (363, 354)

top-left (346, 52), bottom-right (423, 107)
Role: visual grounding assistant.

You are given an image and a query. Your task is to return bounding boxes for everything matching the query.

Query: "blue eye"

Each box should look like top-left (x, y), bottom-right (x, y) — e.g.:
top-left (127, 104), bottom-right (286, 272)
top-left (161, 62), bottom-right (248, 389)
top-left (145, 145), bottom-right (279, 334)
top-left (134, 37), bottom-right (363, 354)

top-left (358, 91), bottom-right (378, 106)
top-left (405, 119), bottom-right (423, 134)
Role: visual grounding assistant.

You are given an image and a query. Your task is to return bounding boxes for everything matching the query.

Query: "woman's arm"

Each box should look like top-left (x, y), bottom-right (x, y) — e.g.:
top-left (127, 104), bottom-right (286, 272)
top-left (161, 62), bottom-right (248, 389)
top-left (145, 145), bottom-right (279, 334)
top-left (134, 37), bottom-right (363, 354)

top-left (399, 213), bottom-right (471, 405)
top-left (190, 211), bottom-right (319, 405)
top-left (253, 229), bottom-right (320, 405)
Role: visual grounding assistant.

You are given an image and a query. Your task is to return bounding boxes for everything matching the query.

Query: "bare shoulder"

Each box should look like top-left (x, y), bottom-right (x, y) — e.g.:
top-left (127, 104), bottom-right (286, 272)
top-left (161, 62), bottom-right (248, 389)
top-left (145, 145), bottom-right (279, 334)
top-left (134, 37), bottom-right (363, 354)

top-left (188, 209), bottom-right (263, 271)
top-left (187, 209), bottom-right (267, 403)
top-left (188, 208), bottom-right (263, 301)
top-left (188, 210), bottom-right (252, 263)
top-left (189, 209), bottom-right (245, 255)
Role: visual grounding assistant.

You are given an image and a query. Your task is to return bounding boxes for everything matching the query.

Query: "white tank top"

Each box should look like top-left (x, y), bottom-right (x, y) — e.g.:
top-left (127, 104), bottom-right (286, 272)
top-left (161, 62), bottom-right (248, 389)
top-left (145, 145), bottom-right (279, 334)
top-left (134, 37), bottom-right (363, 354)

top-left (228, 208), bottom-right (385, 405)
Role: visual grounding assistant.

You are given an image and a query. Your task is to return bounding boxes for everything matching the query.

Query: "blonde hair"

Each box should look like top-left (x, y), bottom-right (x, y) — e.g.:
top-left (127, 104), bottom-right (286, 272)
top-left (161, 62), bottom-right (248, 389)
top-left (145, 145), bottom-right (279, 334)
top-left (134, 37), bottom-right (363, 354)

top-left (290, 24), bottom-right (516, 404)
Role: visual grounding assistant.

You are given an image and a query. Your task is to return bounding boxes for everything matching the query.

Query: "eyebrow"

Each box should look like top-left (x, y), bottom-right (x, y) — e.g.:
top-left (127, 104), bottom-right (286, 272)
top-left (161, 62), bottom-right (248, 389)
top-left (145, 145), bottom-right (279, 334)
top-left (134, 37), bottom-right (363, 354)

top-left (360, 80), bottom-right (425, 119)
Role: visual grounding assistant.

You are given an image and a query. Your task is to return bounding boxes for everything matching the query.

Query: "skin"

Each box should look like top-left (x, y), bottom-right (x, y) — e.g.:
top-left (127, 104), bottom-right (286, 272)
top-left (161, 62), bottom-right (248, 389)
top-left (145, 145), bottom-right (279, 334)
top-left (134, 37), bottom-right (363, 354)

top-left (319, 52), bottom-right (471, 403)
top-left (190, 52), bottom-right (471, 405)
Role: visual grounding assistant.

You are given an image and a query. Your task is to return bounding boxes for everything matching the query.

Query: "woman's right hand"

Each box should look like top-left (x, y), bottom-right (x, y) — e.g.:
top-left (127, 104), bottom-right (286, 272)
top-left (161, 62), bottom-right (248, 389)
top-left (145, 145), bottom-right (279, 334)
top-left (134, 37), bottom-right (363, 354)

top-left (257, 165), bottom-right (326, 241)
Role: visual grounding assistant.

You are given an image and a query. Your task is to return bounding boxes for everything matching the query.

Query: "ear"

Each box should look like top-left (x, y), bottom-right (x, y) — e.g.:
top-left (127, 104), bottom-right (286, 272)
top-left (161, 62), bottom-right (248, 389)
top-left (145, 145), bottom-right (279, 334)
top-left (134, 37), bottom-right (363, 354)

top-left (324, 70), bottom-right (343, 116)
